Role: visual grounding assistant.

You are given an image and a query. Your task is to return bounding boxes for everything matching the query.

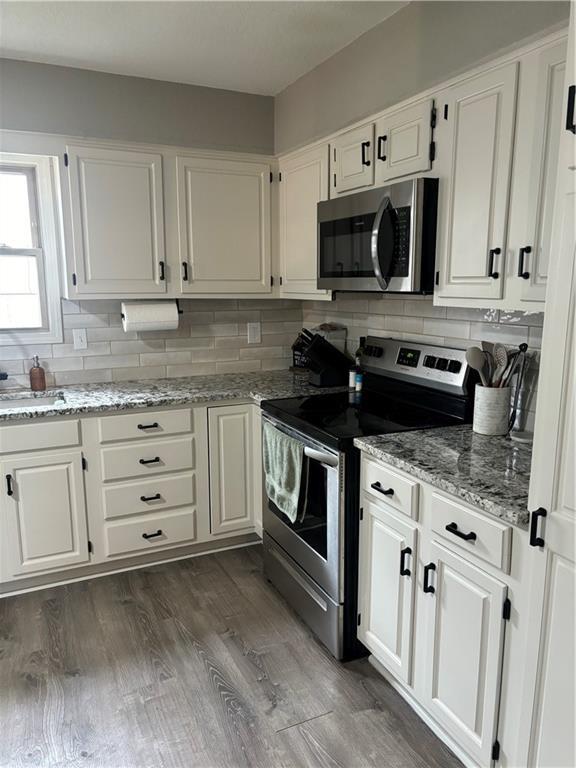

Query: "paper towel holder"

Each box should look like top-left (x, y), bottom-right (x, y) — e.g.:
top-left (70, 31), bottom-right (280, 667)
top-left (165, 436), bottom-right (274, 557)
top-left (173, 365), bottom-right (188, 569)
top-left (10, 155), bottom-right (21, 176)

top-left (120, 299), bottom-right (183, 321)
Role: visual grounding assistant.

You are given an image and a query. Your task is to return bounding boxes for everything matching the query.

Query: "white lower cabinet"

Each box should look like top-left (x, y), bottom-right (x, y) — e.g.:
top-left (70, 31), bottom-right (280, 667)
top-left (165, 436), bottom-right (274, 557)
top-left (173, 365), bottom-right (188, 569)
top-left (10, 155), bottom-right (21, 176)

top-left (0, 450), bottom-right (89, 580)
top-left (208, 403), bottom-right (257, 535)
top-left (422, 541), bottom-right (507, 766)
top-left (357, 498), bottom-right (417, 684)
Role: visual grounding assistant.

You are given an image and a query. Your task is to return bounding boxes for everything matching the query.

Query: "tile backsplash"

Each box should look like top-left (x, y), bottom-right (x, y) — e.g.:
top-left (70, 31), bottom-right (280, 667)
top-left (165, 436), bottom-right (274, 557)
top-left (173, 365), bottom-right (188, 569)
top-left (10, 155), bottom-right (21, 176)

top-left (302, 293), bottom-right (543, 431)
top-left (0, 298), bottom-right (302, 390)
top-left (0, 293), bottom-right (543, 431)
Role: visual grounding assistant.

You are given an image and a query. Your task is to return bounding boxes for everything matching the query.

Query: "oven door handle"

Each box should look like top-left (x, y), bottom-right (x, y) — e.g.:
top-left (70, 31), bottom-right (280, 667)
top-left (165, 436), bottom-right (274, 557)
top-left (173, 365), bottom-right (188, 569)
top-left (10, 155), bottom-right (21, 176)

top-left (370, 194), bottom-right (394, 291)
top-left (303, 446), bottom-right (339, 468)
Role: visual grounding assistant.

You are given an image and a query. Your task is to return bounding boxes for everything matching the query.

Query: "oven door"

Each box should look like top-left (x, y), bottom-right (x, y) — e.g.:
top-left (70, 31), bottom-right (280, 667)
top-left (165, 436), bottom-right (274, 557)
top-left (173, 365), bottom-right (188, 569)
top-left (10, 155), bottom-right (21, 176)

top-left (262, 415), bottom-right (343, 603)
top-left (317, 179), bottom-right (421, 292)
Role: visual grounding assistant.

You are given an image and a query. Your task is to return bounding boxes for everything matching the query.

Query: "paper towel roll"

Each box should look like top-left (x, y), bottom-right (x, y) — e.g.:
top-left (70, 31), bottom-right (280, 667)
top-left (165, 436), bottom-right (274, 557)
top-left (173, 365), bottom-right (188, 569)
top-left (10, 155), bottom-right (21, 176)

top-left (121, 301), bottom-right (179, 333)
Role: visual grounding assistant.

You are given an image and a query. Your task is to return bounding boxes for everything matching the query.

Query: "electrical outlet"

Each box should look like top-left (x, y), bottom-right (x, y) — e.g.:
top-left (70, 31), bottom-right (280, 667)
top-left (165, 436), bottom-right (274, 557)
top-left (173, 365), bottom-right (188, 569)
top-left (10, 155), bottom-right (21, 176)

top-left (73, 328), bottom-right (88, 350)
top-left (247, 322), bottom-right (261, 345)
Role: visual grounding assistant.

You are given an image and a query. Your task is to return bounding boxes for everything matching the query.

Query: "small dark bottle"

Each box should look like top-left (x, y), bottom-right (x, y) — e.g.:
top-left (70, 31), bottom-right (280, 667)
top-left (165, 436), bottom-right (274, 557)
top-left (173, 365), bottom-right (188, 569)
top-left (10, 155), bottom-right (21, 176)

top-left (30, 355), bottom-right (46, 392)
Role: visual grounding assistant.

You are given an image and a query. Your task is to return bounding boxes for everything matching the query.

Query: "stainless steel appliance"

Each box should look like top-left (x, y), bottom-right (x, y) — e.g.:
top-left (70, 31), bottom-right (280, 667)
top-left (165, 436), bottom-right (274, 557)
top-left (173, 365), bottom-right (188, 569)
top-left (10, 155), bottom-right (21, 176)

top-left (317, 178), bottom-right (438, 293)
top-left (261, 337), bottom-right (474, 660)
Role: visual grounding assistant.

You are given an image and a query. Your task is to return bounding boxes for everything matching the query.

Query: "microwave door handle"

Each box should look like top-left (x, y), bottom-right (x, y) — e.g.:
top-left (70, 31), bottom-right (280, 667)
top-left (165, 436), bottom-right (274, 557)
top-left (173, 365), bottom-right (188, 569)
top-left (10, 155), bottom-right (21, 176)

top-left (371, 195), bottom-right (393, 290)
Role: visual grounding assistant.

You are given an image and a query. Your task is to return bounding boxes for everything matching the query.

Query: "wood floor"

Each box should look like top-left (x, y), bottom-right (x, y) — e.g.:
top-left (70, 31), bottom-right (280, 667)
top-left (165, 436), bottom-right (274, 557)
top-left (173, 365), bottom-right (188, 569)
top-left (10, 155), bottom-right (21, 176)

top-left (0, 546), bottom-right (463, 768)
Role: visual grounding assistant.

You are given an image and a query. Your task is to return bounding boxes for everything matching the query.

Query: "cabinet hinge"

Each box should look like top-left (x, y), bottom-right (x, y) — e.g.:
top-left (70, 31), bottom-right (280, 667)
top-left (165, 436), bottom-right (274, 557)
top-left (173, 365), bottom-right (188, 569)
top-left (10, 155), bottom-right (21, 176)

top-left (429, 141), bottom-right (436, 163)
top-left (359, 507), bottom-right (363, 521)
top-left (443, 104), bottom-right (449, 120)
top-left (502, 597), bottom-right (511, 621)
top-left (491, 740), bottom-right (500, 762)
top-left (430, 105), bottom-right (437, 129)
top-left (88, 540), bottom-right (93, 554)
top-left (71, 273), bottom-right (77, 286)
top-left (81, 456), bottom-right (87, 471)
top-left (64, 152), bottom-right (69, 167)
top-left (357, 613), bottom-right (361, 626)
top-left (435, 270), bottom-right (440, 286)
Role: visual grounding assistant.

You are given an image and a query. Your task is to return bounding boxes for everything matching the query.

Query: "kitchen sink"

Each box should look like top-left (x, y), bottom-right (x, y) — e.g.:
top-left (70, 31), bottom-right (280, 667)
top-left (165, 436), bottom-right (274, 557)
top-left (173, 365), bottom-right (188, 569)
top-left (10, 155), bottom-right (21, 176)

top-left (0, 395), bottom-right (64, 410)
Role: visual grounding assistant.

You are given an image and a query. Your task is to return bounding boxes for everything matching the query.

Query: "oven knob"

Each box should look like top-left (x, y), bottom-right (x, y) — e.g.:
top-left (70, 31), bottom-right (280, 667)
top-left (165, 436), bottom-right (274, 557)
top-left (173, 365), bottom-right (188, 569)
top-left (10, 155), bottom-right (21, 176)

top-left (448, 360), bottom-right (462, 374)
top-left (435, 357), bottom-right (448, 371)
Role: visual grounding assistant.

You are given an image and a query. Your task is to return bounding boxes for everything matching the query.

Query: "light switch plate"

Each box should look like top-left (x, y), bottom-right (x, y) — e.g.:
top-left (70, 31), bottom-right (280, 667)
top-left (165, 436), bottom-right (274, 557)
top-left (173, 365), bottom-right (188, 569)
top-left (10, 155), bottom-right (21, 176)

top-left (247, 322), bottom-right (261, 345)
top-left (73, 328), bottom-right (88, 350)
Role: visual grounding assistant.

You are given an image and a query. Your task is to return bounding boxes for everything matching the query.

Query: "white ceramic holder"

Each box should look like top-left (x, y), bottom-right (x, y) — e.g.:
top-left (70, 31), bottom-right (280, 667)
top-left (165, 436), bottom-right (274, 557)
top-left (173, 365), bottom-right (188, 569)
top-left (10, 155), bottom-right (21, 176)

top-left (473, 384), bottom-right (511, 436)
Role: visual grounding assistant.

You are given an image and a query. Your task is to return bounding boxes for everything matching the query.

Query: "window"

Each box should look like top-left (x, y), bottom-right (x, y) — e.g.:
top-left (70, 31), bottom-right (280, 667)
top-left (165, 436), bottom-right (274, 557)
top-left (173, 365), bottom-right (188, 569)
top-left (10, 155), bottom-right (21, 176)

top-left (0, 154), bottom-right (63, 345)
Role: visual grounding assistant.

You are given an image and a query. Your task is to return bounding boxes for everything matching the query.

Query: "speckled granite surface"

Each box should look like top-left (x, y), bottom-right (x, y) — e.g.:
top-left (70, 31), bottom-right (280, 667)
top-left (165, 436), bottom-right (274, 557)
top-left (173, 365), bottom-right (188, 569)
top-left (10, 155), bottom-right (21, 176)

top-left (0, 371), bottom-right (345, 422)
top-left (355, 425), bottom-right (531, 528)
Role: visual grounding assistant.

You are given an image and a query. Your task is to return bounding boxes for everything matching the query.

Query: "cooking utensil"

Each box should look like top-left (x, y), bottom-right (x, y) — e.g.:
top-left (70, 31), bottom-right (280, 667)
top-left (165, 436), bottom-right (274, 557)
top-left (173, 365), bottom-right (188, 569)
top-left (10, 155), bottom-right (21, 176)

top-left (466, 346), bottom-right (489, 387)
top-left (492, 343), bottom-right (509, 387)
top-left (508, 345), bottom-right (529, 431)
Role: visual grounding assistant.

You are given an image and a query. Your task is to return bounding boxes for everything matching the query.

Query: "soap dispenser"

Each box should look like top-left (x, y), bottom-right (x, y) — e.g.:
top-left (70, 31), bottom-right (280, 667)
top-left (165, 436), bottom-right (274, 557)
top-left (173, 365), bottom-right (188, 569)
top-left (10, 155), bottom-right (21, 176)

top-left (30, 355), bottom-right (46, 392)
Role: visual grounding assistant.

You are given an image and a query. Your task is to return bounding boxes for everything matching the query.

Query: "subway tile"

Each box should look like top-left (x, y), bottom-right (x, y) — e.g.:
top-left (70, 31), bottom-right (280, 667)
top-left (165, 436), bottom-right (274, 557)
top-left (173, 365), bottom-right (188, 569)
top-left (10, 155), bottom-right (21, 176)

top-left (469, 322), bottom-right (529, 346)
top-left (261, 358), bottom-right (292, 371)
top-left (0, 360), bottom-right (25, 374)
top-left (404, 300), bottom-right (447, 319)
top-left (214, 336), bottom-right (249, 349)
top-left (499, 310), bottom-right (544, 327)
top-left (63, 313), bottom-right (110, 329)
top-left (423, 318), bottom-right (471, 339)
top-left (44, 357), bottom-right (84, 372)
top-left (112, 365), bottom-right (167, 382)
top-left (179, 311), bottom-right (215, 325)
top-left (240, 346), bottom-right (284, 360)
top-left (110, 340), bottom-right (165, 355)
top-left (139, 351), bottom-right (192, 366)
top-left (214, 310), bottom-right (261, 323)
top-left (446, 307), bottom-right (500, 322)
top-left (166, 363), bottom-right (217, 377)
top-left (261, 309), bottom-right (302, 322)
top-left (190, 323), bottom-right (238, 337)
top-left (80, 300), bottom-right (122, 315)
top-left (61, 299), bottom-right (81, 315)
top-left (216, 360), bottom-right (261, 373)
top-left (54, 369), bottom-right (112, 386)
top-left (84, 354), bottom-right (139, 370)
top-left (0, 344), bottom-right (53, 361)
top-left (368, 299), bottom-right (406, 316)
top-left (88, 327), bottom-right (138, 342)
top-left (165, 337), bottom-right (215, 351)
top-left (190, 349), bottom-right (240, 363)
top-left (528, 326), bottom-right (543, 349)
top-left (385, 315), bottom-right (425, 334)
top-left (52, 342), bottom-right (111, 358)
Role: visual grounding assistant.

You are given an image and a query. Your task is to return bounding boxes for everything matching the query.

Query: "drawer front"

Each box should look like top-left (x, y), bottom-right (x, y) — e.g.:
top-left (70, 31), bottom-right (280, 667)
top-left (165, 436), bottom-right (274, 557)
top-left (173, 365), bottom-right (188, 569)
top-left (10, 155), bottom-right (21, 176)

top-left (0, 419), bottom-right (80, 454)
top-left (98, 408), bottom-right (193, 443)
top-left (103, 472), bottom-right (195, 520)
top-left (105, 508), bottom-right (197, 558)
top-left (363, 458), bottom-right (419, 519)
top-left (101, 437), bottom-right (194, 481)
top-left (430, 492), bottom-right (512, 572)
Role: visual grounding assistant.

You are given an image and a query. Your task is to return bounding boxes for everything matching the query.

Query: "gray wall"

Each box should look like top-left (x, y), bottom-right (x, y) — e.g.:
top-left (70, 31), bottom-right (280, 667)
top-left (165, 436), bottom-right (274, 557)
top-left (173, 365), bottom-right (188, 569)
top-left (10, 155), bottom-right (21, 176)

top-left (0, 59), bottom-right (274, 154)
top-left (275, 1), bottom-right (570, 154)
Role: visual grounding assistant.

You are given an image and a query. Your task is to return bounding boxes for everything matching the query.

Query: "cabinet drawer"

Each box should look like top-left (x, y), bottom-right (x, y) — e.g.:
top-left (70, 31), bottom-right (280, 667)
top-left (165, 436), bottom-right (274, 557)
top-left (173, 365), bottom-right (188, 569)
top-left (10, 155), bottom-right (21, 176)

top-left (430, 492), bottom-right (512, 572)
top-left (0, 419), bottom-right (80, 454)
top-left (100, 437), bottom-right (194, 481)
top-left (363, 458), bottom-right (418, 519)
top-left (98, 408), bottom-right (192, 443)
top-left (103, 472), bottom-right (195, 520)
top-left (104, 508), bottom-right (197, 558)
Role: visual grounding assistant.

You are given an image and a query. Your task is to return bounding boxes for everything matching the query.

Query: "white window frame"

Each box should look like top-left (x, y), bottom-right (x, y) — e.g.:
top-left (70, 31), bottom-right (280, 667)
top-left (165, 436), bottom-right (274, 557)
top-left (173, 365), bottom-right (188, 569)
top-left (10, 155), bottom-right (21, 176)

top-left (0, 153), bottom-right (63, 345)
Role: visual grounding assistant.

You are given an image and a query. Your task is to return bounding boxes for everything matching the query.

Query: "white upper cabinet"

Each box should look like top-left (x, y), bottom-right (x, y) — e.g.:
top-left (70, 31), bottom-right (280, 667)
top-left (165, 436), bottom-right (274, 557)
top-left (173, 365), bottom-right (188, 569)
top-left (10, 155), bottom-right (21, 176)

top-left (66, 145), bottom-right (167, 295)
top-left (507, 39), bottom-right (567, 307)
top-left (422, 541), bottom-right (507, 767)
top-left (374, 99), bottom-right (434, 184)
top-left (0, 450), bottom-right (89, 580)
top-left (177, 156), bottom-right (271, 294)
top-left (331, 123), bottom-right (375, 195)
top-left (279, 145), bottom-right (331, 300)
top-left (434, 63), bottom-right (518, 303)
top-left (357, 498), bottom-right (417, 685)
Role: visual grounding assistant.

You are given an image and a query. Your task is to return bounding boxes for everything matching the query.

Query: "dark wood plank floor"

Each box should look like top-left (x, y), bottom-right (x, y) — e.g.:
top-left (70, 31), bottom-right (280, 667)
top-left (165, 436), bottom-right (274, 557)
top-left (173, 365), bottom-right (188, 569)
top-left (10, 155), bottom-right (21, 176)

top-left (0, 546), bottom-right (463, 768)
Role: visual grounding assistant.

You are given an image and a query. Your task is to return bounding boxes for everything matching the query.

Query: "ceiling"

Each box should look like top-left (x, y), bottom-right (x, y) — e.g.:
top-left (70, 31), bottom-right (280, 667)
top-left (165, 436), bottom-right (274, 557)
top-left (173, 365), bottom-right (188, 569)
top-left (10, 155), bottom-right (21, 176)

top-left (0, 1), bottom-right (407, 96)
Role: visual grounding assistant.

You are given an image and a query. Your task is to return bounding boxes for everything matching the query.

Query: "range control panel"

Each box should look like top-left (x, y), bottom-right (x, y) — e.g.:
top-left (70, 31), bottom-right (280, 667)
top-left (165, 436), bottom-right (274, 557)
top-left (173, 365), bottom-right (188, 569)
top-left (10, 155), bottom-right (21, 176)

top-left (361, 337), bottom-right (470, 395)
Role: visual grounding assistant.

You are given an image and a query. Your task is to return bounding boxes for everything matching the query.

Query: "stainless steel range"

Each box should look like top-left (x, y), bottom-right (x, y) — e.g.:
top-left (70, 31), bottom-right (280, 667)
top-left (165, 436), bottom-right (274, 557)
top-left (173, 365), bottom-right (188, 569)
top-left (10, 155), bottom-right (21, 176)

top-left (260, 337), bottom-right (474, 660)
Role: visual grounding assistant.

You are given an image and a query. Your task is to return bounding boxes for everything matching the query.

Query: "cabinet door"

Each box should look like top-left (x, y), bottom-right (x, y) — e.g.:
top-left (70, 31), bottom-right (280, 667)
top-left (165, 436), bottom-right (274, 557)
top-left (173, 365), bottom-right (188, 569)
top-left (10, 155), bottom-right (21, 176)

top-left (509, 40), bottom-right (567, 305)
top-left (435, 63), bottom-right (518, 302)
top-left (177, 156), bottom-right (271, 294)
top-left (66, 145), bottom-right (166, 294)
top-left (357, 497), bottom-right (417, 684)
top-left (208, 404), bottom-right (255, 535)
top-left (0, 451), bottom-right (89, 579)
top-left (422, 541), bottom-right (507, 766)
top-left (279, 145), bottom-right (331, 299)
top-left (374, 99), bottom-right (433, 184)
top-left (521, 22), bottom-right (576, 766)
top-left (332, 123), bottom-right (375, 195)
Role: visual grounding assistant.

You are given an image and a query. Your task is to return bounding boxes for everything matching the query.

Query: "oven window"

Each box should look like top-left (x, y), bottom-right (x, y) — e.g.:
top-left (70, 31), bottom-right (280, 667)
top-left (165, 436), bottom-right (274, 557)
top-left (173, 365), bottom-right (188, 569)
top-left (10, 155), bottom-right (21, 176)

top-left (319, 214), bottom-right (376, 278)
top-left (269, 456), bottom-right (328, 559)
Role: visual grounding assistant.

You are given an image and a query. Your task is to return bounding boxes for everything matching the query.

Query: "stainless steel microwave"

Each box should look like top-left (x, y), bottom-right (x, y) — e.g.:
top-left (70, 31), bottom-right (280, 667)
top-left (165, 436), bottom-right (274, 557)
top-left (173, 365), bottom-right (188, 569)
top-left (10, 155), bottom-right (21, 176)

top-left (317, 177), bottom-right (438, 293)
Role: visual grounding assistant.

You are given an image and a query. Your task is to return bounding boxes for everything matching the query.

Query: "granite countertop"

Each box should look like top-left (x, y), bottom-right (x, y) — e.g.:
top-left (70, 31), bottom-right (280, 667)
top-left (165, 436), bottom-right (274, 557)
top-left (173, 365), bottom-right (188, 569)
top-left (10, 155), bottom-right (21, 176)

top-left (355, 425), bottom-right (531, 528)
top-left (0, 370), bottom-right (344, 422)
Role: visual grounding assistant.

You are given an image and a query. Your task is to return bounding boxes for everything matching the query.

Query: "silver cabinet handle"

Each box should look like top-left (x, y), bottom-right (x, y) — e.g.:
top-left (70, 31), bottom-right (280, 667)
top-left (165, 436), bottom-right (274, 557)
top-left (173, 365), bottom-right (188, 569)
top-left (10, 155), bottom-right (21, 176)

top-left (303, 446), bottom-right (338, 468)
